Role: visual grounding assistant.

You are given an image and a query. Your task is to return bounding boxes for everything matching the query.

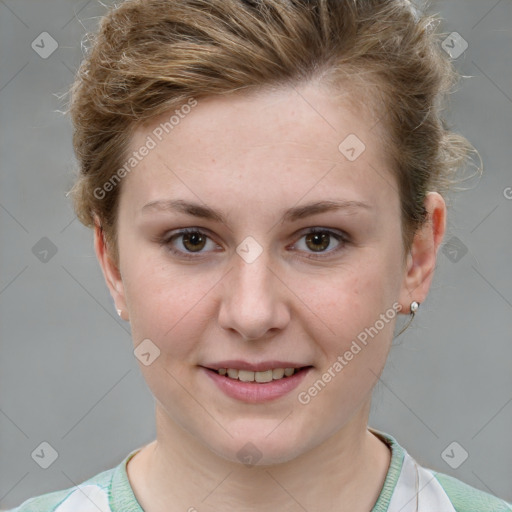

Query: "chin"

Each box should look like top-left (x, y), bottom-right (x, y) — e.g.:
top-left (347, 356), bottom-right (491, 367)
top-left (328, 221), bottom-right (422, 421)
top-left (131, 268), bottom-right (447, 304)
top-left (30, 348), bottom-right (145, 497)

top-left (203, 421), bottom-right (310, 467)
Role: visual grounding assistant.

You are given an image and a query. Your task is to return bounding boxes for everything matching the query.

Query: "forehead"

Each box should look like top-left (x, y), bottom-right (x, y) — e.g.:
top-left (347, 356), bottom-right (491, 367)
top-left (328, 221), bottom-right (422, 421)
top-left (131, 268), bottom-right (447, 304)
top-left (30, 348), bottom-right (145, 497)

top-left (121, 82), bottom-right (397, 218)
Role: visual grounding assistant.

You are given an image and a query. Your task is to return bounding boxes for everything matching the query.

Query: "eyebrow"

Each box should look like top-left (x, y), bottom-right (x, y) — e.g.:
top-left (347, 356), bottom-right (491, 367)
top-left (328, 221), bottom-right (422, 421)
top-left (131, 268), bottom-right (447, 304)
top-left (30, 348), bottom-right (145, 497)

top-left (141, 198), bottom-right (372, 224)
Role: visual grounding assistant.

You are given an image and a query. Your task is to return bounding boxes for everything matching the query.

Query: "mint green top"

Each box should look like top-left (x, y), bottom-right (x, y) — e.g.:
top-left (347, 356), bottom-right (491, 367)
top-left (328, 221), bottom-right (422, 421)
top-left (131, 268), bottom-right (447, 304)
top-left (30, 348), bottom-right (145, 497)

top-left (5, 429), bottom-right (512, 511)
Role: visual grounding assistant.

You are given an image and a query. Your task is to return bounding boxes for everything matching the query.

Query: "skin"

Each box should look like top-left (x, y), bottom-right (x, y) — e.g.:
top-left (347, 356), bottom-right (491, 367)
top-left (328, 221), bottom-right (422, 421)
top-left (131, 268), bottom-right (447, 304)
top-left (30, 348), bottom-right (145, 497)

top-left (94, 81), bottom-right (446, 512)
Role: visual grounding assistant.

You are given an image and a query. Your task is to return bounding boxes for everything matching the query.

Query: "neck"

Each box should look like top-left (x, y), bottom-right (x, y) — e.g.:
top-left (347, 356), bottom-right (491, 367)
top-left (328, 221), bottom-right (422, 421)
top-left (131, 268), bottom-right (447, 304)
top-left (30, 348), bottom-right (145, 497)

top-left (128, 401), bottom-right (391, 512)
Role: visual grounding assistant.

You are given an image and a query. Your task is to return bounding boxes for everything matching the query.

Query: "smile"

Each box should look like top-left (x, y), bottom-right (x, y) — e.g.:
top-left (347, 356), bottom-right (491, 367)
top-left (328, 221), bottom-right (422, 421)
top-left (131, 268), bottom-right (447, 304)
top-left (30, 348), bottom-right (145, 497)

top-left (216, 367), bottom-right (299, 382)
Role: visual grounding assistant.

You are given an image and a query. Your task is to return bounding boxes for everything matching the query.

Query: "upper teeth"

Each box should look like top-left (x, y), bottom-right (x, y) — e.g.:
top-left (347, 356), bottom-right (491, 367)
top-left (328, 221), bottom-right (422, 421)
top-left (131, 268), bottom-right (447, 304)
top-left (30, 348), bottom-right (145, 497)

top-left (217, 367), bottom-right (297, 382)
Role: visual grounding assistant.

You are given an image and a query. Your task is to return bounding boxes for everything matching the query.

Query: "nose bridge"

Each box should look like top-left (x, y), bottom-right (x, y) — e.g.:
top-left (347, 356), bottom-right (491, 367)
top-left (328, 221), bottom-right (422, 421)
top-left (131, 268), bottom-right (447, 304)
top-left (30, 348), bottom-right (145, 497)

top-left (235, 244), bottom-right (274, 301)
top-left (218, 241), bottom-right (288, 340)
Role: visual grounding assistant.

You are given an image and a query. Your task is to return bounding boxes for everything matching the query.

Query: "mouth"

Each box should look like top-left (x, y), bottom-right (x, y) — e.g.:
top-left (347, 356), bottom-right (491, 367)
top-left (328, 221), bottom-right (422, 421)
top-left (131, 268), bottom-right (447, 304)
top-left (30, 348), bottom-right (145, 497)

top-left (201, 364), bottom-right (313, 403)
top-left (203, 366), bottom-right (312, 383)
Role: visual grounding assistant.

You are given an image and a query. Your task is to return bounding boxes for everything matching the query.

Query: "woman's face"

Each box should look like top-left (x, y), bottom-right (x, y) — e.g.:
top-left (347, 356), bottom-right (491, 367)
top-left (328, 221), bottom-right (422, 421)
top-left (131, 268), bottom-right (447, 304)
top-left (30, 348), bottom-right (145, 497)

top-left (101, 83), bottom-right (423, 464)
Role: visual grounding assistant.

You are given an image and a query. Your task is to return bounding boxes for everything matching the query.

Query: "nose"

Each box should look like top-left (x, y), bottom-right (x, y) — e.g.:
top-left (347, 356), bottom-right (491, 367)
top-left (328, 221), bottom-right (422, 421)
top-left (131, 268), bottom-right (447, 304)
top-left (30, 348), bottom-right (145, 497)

top-left (217, 247), bottom-right (290, 341)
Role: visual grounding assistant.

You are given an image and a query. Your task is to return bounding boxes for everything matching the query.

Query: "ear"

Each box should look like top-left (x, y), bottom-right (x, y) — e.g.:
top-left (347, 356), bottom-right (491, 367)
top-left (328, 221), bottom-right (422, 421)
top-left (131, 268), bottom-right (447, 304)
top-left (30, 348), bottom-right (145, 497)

top-left (398, 192), bottom-right (446, 313)
top-left (93, 217), bottom-right (129, 322)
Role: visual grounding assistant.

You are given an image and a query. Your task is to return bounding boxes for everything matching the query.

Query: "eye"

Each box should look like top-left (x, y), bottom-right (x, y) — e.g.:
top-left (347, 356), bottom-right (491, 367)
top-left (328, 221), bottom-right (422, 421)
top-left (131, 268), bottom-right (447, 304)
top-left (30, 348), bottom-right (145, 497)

top-left (291, 228), bottom-right (349, 259)
top-left (160, 228), bottom-right (218, 260)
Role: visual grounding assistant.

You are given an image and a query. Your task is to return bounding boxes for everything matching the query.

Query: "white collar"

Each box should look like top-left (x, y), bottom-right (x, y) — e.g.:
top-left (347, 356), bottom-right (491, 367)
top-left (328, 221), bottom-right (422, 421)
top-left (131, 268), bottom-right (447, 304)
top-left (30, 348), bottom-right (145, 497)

top-left (388, 449), bottom-right (456, 512)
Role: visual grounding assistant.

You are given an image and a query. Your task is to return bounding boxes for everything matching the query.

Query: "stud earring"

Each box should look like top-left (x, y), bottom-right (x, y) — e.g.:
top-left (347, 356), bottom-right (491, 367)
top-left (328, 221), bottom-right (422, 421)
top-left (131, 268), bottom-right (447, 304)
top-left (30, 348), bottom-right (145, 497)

top-left (116, 308), bottom-right (123, 317)
top-left (394, 301), bottom-right (420, 338)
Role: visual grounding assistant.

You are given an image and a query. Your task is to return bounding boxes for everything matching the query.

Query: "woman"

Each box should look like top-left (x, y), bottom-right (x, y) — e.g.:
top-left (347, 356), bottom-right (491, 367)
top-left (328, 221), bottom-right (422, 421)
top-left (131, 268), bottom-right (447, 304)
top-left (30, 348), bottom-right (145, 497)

top-left (7, 0), bottom-right (511, 511)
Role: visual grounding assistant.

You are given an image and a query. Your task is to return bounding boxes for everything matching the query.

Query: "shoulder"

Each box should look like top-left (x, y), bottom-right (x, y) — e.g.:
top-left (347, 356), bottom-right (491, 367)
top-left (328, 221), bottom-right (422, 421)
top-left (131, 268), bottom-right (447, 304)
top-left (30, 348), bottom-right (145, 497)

top-left (369, 427), bottom-right (512, 512)
top-left (431, 470), bottom-right (512, 512)
top-left (4, 467), bottom-right (115, 512)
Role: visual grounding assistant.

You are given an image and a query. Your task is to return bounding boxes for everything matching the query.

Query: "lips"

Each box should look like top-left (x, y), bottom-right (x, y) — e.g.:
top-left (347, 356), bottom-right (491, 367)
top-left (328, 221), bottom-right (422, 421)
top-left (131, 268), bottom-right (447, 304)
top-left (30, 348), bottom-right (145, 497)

top-left (201, 364), bottom-right (312, 402)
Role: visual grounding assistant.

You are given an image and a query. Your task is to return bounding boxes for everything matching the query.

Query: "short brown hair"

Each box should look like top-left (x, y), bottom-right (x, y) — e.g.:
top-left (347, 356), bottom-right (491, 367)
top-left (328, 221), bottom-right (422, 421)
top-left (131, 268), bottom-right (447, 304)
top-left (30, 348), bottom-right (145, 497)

top-left (67, 0), bottom-right (479, 265)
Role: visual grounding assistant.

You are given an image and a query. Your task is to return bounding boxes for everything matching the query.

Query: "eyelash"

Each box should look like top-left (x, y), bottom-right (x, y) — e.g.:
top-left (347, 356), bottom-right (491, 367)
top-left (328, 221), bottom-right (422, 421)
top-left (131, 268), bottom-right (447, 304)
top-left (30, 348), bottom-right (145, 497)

top-left (159, 227), bottom-right (350, 261)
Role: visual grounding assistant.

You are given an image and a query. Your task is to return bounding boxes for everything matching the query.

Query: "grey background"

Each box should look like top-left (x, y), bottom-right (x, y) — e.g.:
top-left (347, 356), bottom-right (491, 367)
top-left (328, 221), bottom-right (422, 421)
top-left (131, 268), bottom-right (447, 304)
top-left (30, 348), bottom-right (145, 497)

top-left (0, 0), bottom-right (511, 508)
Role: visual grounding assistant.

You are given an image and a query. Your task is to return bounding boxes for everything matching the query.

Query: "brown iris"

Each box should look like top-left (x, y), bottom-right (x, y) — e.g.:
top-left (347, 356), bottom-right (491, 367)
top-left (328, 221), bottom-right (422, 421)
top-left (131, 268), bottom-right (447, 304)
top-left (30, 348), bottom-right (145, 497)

top-left (182, 232), bottom-right (207, 252)
top-left (305, 231), bottom-right (330, 252)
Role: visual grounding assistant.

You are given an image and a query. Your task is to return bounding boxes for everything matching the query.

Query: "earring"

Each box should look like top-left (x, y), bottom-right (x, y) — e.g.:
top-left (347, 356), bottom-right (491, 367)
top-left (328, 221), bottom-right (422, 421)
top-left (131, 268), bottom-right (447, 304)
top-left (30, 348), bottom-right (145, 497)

top-left (116, 308), bottom-right (123, 317)
top-left (410, 301), bottom-right (419, 314)
top-left (394, 301), bottom-right (420, 339)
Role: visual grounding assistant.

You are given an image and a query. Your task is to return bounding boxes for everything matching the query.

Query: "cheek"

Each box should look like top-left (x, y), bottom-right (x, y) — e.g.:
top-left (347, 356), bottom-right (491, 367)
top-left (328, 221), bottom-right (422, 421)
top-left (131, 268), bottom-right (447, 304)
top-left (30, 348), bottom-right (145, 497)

top-left (294, 263), bottom-right (398, 415)
top-left (294, 253), bottom-right (398, 350)
top-left (122, 253), bottom-right (219, 359)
